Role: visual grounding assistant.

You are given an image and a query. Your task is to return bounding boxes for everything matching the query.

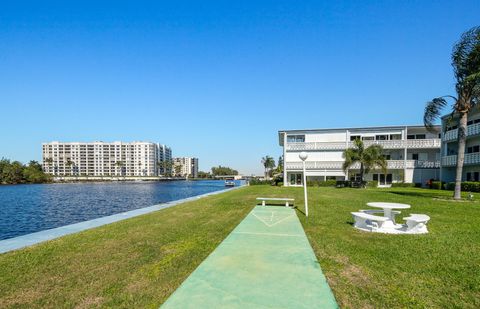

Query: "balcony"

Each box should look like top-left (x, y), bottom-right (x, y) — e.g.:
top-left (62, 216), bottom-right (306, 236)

top-left (443, 123), bottom-right (480, 141)
top-left (441, 153), bottom-right (480, 166)
top-left (285, 160), bottom-right (440, 170)
top-left (286, 139), bottom-right (441, 151)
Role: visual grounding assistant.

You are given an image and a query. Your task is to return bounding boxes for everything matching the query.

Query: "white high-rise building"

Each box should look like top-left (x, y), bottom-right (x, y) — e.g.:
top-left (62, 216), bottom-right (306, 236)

top-left (279, 125), bottom-right (441, 186)
top-left (173, 157), bottom-right (199, 178)
top-left (42, 141), bottom-right (172, 177)
top-left (156, 143), bottom-right (173, 176)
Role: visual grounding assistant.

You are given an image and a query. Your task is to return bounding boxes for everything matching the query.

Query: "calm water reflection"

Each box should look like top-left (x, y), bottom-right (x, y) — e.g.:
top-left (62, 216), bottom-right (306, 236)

top-left (0, 180), bottom-right (239, 240)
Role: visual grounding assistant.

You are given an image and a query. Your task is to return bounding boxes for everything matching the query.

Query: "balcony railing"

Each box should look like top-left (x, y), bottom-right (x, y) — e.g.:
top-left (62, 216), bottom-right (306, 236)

top-left (441, 153), bottom-right (480, 166)
top-left (286, 139), bottom-right (441, 151)
top-left (285, 160), bottom-right (440, 170)
top-left (443, 123), bottom-right (480, 141)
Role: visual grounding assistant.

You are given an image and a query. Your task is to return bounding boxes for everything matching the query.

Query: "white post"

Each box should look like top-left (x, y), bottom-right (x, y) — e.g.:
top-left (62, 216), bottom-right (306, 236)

top-left (299, 152), bottom-right (309, 217)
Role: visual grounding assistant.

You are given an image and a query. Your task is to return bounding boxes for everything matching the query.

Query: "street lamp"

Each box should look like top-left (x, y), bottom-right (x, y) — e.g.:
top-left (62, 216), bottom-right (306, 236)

top-left (299, 151), bottom-right (309, 217)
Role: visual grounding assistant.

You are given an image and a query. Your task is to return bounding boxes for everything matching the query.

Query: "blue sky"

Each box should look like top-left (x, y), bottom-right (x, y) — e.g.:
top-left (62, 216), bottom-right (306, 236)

top-left (1, 1), bottom-right (479, 175)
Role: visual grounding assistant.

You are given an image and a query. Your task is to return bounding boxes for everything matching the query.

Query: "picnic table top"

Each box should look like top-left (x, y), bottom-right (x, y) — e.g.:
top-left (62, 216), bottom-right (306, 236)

top-left (367, 202), bottom-right (411, 209)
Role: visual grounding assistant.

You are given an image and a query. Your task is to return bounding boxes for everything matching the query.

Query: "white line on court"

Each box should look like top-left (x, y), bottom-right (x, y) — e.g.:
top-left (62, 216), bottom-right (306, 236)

top-left (252, 212), bottom-right (295, 228)
top-left (232, 231), bottom-right (303, 237)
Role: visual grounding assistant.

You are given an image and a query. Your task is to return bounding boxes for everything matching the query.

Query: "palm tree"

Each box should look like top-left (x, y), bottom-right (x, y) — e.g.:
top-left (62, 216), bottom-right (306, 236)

top-left (261, 156), bottom-right (276, 180)
top-left (342, 139), bottom-right (387, 186)
top-left (65, 158), bottom-right (73, 176)
top-left (424, 26), bottom-right (480, 200)
top-left (115, 161), bottom-right (125, 177)
top-left (44, 157), bottom-right (53, 174)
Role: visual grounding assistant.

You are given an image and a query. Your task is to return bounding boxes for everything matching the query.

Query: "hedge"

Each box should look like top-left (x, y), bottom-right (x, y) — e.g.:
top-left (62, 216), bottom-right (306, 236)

top-left (306, 180), bottom-right (337, 187)
top-left (445, 181), bottom-right (480, 192)
top-left (391, 182), bottom-right (416, 188)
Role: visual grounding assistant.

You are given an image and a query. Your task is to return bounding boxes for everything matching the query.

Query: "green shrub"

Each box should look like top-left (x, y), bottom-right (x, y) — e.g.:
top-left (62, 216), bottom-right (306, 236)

top-left (336, 180), bottom-right (351, 188)
top-left (430, 181), bottom-right (443, 190)
top-left (414, 183), bottom-right (422, 188)
top-left (249, 179), bottom-right (272, 185)
top-left (277, 182), bottom-right (283, 187)
top-left (367, 180), bottom-right (378, 188)
top-left (306, 180), bottom-right (337, 187)
top-left (461, 181), bottom-right (480, 192)
top-left (445, 182), bottom-right (455, 190)
top-left (391, 182), bottom-right (416, 188)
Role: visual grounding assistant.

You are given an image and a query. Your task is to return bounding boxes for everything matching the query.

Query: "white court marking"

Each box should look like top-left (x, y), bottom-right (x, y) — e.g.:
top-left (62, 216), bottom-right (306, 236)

top-left (232, 231), bottom-right (303, 237)
top-left (252, 210), bottom-right (295, 228)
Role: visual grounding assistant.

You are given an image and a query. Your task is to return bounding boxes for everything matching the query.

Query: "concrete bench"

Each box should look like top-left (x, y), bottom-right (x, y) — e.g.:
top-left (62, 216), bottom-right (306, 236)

top-left (351, 212), bottom-right (390, 231)
top-left (256, 197), bottom-right (294, 207)
top-left (403, 214), bottom-right (430, 234)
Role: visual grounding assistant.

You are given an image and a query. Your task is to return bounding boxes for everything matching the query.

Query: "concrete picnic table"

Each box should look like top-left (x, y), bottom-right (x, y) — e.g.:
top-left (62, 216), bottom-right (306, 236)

top-left (366, 202), bottom-right (411, 227)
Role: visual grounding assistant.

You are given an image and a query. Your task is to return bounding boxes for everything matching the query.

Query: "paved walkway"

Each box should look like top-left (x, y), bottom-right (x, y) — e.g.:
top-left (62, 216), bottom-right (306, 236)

top-left (161, 206), bottom-right (338, 308)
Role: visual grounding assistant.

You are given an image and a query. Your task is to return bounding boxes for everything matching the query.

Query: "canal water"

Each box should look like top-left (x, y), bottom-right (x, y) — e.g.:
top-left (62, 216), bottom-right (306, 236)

top-left (0, 180), bottom-right (241, 240)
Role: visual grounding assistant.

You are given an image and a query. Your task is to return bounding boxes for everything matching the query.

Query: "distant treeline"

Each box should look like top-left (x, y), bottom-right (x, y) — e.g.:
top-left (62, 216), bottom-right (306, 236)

top-left (197, 166), bottom-right (239, 178)
top-left (0, 159), bottom-right (51, 184)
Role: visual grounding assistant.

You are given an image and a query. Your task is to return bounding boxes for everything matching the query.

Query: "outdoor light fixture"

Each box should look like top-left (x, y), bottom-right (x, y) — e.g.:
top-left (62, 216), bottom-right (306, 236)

top-left (299, 151), bottom-right (309, 217)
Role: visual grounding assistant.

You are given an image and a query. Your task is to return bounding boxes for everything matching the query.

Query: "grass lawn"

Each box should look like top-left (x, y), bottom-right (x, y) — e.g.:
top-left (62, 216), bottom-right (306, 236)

top-left (1, 185), bottom-right (479, 308)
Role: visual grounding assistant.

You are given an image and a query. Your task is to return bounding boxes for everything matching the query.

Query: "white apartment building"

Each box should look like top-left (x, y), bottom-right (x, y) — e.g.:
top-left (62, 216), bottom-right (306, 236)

top-left (42, 141), bottom-right (172, 177)
top-left (173, 157), bottom-right (199, 178)
top-left (157, 143), bottom-right (173, 176)
top-left (441, 106), bottom-right (480, 182)
top-left (279, 125), bottom-right (441, 186)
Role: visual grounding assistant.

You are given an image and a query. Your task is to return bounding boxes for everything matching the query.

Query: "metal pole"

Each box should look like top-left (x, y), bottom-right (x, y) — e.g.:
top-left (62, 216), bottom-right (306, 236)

top-left (303, 160), bottom-right (308, 217)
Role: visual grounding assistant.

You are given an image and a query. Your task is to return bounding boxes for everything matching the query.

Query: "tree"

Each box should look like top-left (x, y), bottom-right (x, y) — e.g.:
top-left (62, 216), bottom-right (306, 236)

top-left (276, 155), bottom-right (284, 174)
top-left (342, 139), bottom-right (387, 186)
top-left (44, 157), bottom-right (53, 173)
top-left (261, 156), bottom-right (276, 180)
top-left (424, 26), bottom-right (480, 200)
top-left (211, 166), bottom-right (239, 176)
top-left (115, 161), bottom-right (125, 176)
top-left (23, 161), bottom-right (50, 183)
top-left (65, 158), bottom-right (73, 176)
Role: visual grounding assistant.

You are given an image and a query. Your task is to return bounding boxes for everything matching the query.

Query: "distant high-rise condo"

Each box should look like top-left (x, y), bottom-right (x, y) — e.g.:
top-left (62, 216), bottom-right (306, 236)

top-left (172, 157), bottom-right (199, 178)
top-left (42, 141), bottom-right (172, 177)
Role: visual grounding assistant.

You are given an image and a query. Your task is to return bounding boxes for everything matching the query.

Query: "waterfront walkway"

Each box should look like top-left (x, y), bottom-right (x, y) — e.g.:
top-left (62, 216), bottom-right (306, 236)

top-left (161, 206), bottom-right (338, 308)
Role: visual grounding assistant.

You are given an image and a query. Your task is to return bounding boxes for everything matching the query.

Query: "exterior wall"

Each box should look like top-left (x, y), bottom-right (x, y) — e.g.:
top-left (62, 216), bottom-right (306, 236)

top-left (280, 125), bottom-right (441, 187)
top-left (440, 106), bottom-right (480, 182)
top-left (172, 157), bottom-right (199, 178)
top-left (42, 141), bottom-right (171, 177)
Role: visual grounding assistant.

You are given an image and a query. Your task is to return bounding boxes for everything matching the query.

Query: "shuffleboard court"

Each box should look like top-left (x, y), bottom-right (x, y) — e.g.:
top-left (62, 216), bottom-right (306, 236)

top-left (161, 206), bottom-right (338, 308)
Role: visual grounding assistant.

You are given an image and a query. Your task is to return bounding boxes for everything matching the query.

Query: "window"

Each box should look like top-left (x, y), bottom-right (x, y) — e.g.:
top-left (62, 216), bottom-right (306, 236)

top-left (416, 134), bottom-right (426, 139)
top-left (467, 145), bottom-right (480, 154)
top-left (350, 135), bottom-right (361, 141)
top-left (376, 135), bottom-right (388, 140)
top-left (412, 153), bottom-right (419, 160)
top-left (383, 154), bottom-right (391, 160)
top-left (373, 174), bottom-right (379, 181)
top-left (287, 135), bottom-right (305, 143)
top-left (407, 135), bottom-right (415, 140)
top-left (362, 136), bottom-right (374, 141)
top-left (390, 134), bottom-right (402, 140)
top-left (475, 172), bottom-right (480, 181)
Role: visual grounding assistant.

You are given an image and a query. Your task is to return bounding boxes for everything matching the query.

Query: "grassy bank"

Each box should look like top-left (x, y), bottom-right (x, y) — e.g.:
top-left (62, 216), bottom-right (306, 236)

top-left (1, 186), bottom-right (479, 308)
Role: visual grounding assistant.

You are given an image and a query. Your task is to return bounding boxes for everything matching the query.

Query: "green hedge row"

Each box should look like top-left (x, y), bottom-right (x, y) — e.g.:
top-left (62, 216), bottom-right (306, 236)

top-left (306, 180), bottom-right (337, 187)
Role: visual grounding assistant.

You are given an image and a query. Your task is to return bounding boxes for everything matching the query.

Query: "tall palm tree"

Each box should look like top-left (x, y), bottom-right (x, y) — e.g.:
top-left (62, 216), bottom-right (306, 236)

top-left (342, 139), bottom-right (387, 186)
top-left (44, 157), bottom-right (53, 174)
top-left (65, 158), bottom-right (73, 176)
top-left (115, 161), bottom-right (125, 176)
top-left (261, 156), bottom-right (276, 180)
top-left (424, 26), bottom-right (480, 200)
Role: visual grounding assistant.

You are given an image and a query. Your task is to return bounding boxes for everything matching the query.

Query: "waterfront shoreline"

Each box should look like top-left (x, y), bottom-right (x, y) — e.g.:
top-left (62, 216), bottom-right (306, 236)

top-left (0, 184), bottom-right (245, 254)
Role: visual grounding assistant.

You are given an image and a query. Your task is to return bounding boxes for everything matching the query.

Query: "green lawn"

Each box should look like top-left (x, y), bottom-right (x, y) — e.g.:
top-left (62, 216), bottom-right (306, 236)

top-left (1, 186), bottom-right (479, 308)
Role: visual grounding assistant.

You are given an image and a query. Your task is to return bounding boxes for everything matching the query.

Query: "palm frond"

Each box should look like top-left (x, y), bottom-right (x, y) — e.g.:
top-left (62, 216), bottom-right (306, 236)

top-left (424, 97), bottom-right (449, 131)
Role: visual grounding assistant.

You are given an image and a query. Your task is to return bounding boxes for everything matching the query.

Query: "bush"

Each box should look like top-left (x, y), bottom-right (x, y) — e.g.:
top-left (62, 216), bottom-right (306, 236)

top-left (367, 181), bottom-right (378, 188)
top-left (306, 180), bottom-right (337, 187)
top-left (461, 182), bottom-right (480, 192)
top-left (415, 183), bottom-right (423, 188)
top-left (248, 179), bottom-right (272, 185)
top-left (430, 181), bottom-right (443, 190)
top-left (445, 182), bottom-right (455, 190)
top-left (391, 182), bottom-right (416, 188)
top-left (277, 182), bottom-right (283, 187)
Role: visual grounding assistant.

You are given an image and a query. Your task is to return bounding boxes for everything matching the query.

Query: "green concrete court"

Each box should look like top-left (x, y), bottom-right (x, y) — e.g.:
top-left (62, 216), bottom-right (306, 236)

top-left (161, 206), bottom-right (338, 308)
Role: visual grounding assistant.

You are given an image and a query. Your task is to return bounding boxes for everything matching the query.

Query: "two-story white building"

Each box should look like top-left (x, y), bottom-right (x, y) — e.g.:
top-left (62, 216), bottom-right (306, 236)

top-left (279, 125), bottom-right (441, 186)
top-left (441, 106), bottom-right (480, 182)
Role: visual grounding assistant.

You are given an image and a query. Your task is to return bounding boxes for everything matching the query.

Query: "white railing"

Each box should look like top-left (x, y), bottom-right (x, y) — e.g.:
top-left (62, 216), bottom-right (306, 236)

top-left (286, 139), bottom-right (441, 151)
top-left (441, 153), bottom-right (480, 166)
top-left (443, 123), bottom-right (480, 141)
top-left (286, 160), bottom-right (440, 170)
